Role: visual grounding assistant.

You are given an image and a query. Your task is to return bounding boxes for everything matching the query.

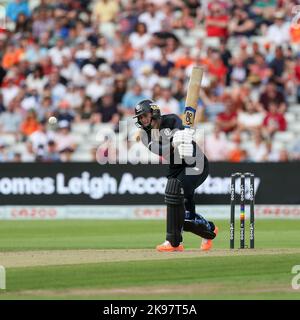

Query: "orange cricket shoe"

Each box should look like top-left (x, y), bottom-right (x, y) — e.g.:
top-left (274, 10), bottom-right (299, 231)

top-left (156, 240), bottom-right (184, 252)
top-left (200, 226), bottom-right (219, 251)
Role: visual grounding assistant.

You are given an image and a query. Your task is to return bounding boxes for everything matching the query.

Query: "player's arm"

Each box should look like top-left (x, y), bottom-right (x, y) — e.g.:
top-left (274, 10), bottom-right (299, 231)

top-left (173, 66), bottom-right (203, 159)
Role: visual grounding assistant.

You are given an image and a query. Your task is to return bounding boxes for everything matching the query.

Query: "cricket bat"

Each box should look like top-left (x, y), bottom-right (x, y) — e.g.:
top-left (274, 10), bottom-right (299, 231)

top-left (182, 66), bottom-right (204, 128)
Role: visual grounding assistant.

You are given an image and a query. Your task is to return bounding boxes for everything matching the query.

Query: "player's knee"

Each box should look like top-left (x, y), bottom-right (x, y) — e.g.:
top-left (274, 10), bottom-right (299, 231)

top-left (165, 178), bottom-right (184, 205)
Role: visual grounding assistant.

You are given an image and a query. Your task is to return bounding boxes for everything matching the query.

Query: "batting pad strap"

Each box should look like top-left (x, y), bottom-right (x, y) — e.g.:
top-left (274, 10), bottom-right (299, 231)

top-left (165, 178), bottom-right (184, 205)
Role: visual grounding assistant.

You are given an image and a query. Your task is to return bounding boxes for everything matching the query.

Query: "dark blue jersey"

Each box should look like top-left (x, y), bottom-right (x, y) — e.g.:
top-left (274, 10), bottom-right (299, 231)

top-left (140, 114), bottom-right (208, 177)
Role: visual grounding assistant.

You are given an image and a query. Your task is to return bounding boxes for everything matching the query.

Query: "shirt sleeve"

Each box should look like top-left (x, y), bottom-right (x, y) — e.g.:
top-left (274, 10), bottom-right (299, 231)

top-left (139, 128), bottom-right (172, 157)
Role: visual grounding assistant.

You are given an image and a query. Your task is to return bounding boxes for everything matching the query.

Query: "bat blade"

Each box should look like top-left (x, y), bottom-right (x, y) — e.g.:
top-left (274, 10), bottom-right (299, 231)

top-left (182, 66), bottom-right (204, 128)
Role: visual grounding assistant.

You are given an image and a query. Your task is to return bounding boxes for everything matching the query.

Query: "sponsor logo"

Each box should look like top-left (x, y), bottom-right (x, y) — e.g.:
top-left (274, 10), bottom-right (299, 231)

top-left (0, 174), bottom-right (260, 199)
top-left (11, 207), bottom-right (57, 219)
top-left (0, 266), bottom-right (5, 290)
top-left (163, 128), bottom-right (172, 137)
top-left (230, 224), bottom-right (234, 240)
top-left (291, 265), bottom-right (300, 290)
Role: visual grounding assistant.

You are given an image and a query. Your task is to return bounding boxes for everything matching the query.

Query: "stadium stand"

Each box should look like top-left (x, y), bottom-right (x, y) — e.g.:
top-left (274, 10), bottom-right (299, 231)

top-left (0, 0), bottom-right (299, 163)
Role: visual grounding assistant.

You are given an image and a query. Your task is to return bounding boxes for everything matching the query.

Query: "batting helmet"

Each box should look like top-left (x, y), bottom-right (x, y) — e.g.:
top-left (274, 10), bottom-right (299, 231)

top-left (133, 99), bottom-right (161, 130)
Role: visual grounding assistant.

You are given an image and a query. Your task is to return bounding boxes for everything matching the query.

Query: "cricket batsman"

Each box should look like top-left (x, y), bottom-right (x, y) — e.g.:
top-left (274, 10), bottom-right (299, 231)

top-left (133, 99), bottom-right (218, 252)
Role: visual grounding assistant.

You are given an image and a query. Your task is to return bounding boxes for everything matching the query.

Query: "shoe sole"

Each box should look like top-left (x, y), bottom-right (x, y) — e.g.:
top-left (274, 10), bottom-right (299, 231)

top-left (201, 226), bottom-right (219, 251)
top-left (156, 246), bottom-right (184, 252)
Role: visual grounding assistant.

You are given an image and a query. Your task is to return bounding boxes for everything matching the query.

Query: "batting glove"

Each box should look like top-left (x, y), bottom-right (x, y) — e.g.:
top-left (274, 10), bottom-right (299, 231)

top-left (172, 129), bottom-right (194, 148)
top-left (177, 143), bottom-right (194, 158)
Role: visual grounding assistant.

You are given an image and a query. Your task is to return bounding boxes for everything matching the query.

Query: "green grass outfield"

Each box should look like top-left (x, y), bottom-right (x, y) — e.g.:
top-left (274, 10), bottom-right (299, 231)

top-left (0, 219), bottom-right (300, 300)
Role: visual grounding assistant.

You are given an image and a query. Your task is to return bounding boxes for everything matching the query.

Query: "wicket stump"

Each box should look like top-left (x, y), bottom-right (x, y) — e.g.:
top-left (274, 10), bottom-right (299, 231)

top-left (230, 172), bottom-right (255, 249)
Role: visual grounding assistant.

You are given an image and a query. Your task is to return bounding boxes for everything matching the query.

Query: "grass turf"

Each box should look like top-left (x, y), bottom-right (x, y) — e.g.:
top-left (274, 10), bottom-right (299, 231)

top-left (0, 219), bottom-right (300, 299)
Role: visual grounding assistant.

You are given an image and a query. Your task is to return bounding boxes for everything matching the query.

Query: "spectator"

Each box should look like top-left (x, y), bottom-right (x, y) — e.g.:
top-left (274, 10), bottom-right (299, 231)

top-left (84, 68), bottom-right (106, 102)
top-left (174, 47), bottom-right (194, 69)
top-left (82, 45), bottom-right (107, 69)
top-left (36, 95), bottom-right (56, 121)
top-left (268, 46), bottom-right (286, 87)
top-left (266, 11), bottom-right (290, 45)
top-left (247, 53), bottom-right (272, 86)
top-left (59, 147), bottom-right (74, 162)
top-left (21, 88), bottom-right (40, 112)
top-left (0, 99), bottom-right (22, 134)
top-left (138, 2), bottom-right (165, 34)
top-left (12, 152), bottom-right (22, 162)
top-left (48, 37), bottom-right (71, 67)
top-left (64, 84), bottom-right (84, 109)
top-left (172, 78), bottom-right (186, 113)
top-left (200, 86), bottom-right (226, 122)
top-left (54, 120), bottom-right (77, 152)
top-left (143, 37), bottom-right (162, 63)
top-left (20, 109), bottom-right (41, 138)
top-left (97, 37), bottom-right (114, 64)
top-left (129, 49), bottom-right (153, 78)
top-left (205, 1), bottom-right (229, 38)
top-left (164, 37), bottom-right (181, 62)
top-left (47, 72), bottom-right (67, 106)
top-left (2, 43), bottom-right (24, 69)
top-left (264, 140), bottom-right (290, 162)
top-left (206, 50), bottom-right (227, 83)
top-left (219, 38), bottom-right (232, 68)
top-left (153, 49), bottom-right (174, 77)
top-left (59, 55), bottom-right (81, 86)
top-left (32, 9), bottom-right (55, 40)
top-left (25, 40), bottom-right (48, 65)
top-left (170, 6), bottom-right (195, 31)
top-left (0, 141), bottom-right (13, 162)
top-left (228, 8), bottom-right (256, 37)
top-left (228, 131), bottom-right (248, 163)
top-left (259, 80), bottom-right (287, 113)
top-left (118, 2), bottom-right (139, 36)
top-left (93, 0), bottom-right (119, 23)
top-left (111, 49), bottom-right (131, 77)
top-left (152, 83), bottom-right (162, 101)
top-left (204, 124), bottom-right (230, 161)
top-left (247, 131), bottom-right (268, 162)
top-left (26, 65), bottom-right (48, 94)
top-left (121, 82), bottom-right (147, 116)
top-left (43, 140), bottom-right (61, 162)
top-left (251, 0), bottom-right (276, 20)
top-left (230, 55), bottom-right (247, 84)
top-left (55, 100), bottom-right (75, 123)
top-left (76, 96), bottom-right (98, 124)
top-left (216, 94), bottom-right (238, 134)
top-left (15, 12), bottom-right (32, 33)
top-left (137, 65), bottom-right (159, 98)
top-left (29, 119), bottom-right (54, 153)
top-left (156, 84), bottom-right (180, 115)
top-left (6, 0), bottom-right (31, 22)
top-left (113, 75), bottom-right (128, 106)
top-left (1, 74), bottom-right (20, 107)
top-left (96, 91), bottom-right (119, 125)
top-left (129, 22), bottom-right (151, 51)
top-left (74, 38), bottom-right (91, 68)
top-left (237, 99), bottom-right (265, 134)
top-left (262, 102), bottom-right (287, 137)
top-left (22, 141), bottom-right (36, 162)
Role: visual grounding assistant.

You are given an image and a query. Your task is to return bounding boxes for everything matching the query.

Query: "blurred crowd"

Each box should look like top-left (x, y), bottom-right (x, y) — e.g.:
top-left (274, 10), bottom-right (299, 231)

top-left (1, 0), bottom-right (300, 163)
